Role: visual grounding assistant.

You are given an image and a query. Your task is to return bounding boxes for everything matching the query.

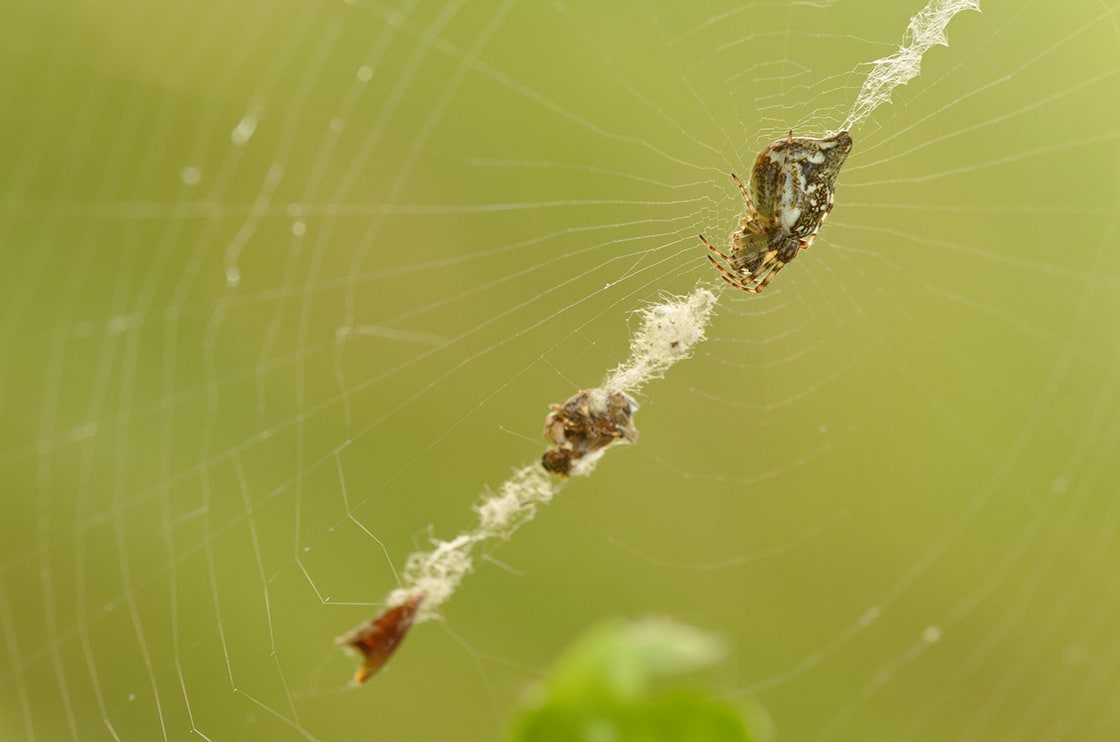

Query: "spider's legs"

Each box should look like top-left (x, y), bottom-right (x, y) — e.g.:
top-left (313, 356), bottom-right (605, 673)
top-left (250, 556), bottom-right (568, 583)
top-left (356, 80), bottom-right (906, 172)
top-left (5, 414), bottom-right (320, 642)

top-left (707, 253), bottom-right (745, 288)
top-left (798, 225), bottom-right (821, 250)
top-left (699, 234), bottom-right (735, 265)
top-left (700, 234), bottom-right (786, 293)
top-left (701, 235), bottom-right (782, 294)
top-left (701, 234), bottom-right (743, 283)
top-left (710, 257), bottom-right (764, 293)
top-left (713, 258), bottom-right (782, 294)
top-left (750, 260), bottom-right (786, 293)
top-left (702, 234), bottom-right (752, 291)
top-left (730, 173), bottom-right (752, 208)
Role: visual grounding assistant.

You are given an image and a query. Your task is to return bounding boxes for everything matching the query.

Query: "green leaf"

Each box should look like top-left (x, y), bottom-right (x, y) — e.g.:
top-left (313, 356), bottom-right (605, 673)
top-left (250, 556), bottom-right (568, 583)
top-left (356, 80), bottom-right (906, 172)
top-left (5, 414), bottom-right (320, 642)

top-left (509, 618), bottom-right (769, 742)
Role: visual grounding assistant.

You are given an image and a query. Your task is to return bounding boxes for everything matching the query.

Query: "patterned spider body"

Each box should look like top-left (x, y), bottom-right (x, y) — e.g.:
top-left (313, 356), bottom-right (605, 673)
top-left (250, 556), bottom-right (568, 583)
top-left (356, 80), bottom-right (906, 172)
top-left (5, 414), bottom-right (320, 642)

top-left (702, 130), bottom-right (852, 293)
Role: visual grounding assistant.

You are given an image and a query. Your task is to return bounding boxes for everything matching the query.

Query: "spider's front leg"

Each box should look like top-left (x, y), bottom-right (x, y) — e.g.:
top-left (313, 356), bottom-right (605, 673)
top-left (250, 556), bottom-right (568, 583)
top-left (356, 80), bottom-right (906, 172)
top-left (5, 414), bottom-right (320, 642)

top-left (701, 234), bottom-right (759, 293)
top-left (750, 260), bottom-right (787, 293)
top-left (701, 234), bottom-right (779, 294)
top-left (730, 173), bottom-right (752, 209)
top-left (698, 233), bottom-right (734, 264)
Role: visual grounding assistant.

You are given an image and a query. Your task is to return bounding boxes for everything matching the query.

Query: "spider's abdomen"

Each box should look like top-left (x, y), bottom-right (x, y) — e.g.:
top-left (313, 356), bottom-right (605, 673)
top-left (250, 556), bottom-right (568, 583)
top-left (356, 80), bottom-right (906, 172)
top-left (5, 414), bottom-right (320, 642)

top-left (751, 131), bottom-right (852, 239)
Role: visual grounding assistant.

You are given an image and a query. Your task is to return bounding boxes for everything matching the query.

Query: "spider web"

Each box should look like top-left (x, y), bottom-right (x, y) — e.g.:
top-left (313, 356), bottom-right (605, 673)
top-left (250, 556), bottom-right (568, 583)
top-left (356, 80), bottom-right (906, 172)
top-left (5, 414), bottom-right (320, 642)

top-left (3, 1), bottom-right (1120, 740)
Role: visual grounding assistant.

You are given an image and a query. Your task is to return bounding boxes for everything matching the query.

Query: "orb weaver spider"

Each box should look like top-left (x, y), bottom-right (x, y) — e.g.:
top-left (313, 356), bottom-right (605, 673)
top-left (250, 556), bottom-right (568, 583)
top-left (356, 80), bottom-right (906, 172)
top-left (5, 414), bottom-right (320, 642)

top-left (701, 130), bottom-right (852, 293)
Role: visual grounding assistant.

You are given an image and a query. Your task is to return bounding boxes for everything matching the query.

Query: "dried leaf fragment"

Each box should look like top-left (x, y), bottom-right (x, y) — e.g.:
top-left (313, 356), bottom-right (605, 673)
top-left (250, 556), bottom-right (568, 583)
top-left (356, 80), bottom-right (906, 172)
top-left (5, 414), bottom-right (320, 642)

top-left (336, 593), bottom-right (423, 684)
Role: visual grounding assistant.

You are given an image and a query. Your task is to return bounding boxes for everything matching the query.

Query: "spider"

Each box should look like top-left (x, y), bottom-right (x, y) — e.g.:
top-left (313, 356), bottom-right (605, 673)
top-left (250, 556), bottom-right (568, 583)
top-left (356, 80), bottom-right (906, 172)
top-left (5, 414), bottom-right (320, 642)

top-left (701, 130), bottom-right (852, 293)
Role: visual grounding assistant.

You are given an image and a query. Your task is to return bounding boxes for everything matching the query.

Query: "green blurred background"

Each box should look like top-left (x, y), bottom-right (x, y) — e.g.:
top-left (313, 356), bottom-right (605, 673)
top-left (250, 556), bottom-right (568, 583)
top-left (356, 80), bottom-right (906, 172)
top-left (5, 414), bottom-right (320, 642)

top-left (3, 0), bottom-right (1120, 740)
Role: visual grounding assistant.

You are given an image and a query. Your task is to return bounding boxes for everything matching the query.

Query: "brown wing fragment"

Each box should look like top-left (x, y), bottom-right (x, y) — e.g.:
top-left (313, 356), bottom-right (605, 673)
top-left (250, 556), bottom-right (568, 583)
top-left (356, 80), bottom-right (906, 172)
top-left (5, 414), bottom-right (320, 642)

top-left (336, 593), bottom-right (424, 684)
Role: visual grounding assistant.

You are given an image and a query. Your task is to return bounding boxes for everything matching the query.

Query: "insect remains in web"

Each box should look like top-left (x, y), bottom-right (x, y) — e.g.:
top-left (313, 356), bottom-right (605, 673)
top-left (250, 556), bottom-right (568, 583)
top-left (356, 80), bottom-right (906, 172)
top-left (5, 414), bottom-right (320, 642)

top-left (701, 130), bottom-right (853, 294)
top-left (541, 389), bottom-right (639, 478)
top-left (336, 592), bottom-right (423, 684)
